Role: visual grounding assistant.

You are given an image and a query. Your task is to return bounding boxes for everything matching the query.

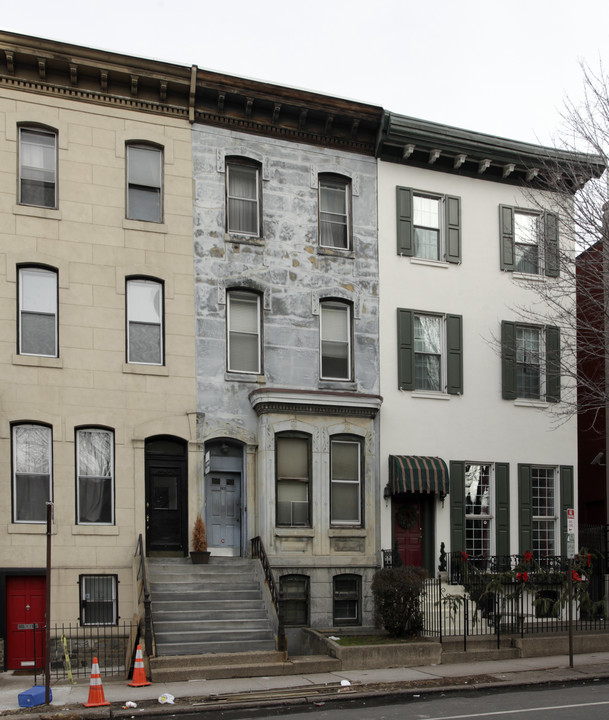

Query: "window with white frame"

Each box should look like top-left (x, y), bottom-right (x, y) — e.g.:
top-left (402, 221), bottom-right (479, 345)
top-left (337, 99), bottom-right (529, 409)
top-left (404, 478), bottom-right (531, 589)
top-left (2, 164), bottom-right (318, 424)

top-left (414, 313), bottom-right (443, 392)
top-left (276, 434), bottom-right (310, 527)
top-left (79, 575), bottom-right (118, 626)
top-left (333, 574), bottom-right (361, 625)
top-left (514, 211), bottom-right (541, 274)
top-left (12, 423), bottom-right (52, 523)
top-left (19, 127), bottom-right (57, 208)
top-left (319, 174), bottom-right (350, 249)
top-left (76, 428), bottom-right (114, 525)
top-left (516, 325), bottom-right (542, 399)
top-left (413, 194), bottom-right (442, 260)
top-left (330, 438), bottom-right (361, 525)
top-left (532, 467), bottom-right (556, 556)
top-left (18, 266), bottom-right (58, 357)
top-left (227, 290), bottom-right (261, 374)
top-left (226, 159), bottom-right (261, 237)
top-left (127, 278), bottom-right (163, 365)
top-left (320, 300), bottom-right (351, 381)
top-left (465, 464), bottom-right (492, 557)
top-left (127, 144), bottom-right (163, 222)
top-left (280, 575), bottom-right (309, 626)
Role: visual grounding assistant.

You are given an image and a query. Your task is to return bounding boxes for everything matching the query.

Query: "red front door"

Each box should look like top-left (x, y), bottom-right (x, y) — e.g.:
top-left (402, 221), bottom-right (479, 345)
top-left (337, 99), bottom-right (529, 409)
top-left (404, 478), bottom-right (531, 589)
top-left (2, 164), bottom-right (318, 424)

top-left (6, 576), bottom-right (46, 670)
top-left (393, 498), bottom-right (423, 567)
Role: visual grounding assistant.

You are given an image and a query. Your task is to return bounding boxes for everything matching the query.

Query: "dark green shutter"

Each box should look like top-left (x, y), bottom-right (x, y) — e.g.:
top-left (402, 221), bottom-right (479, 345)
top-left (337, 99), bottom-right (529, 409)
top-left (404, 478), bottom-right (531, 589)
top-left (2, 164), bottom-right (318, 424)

top-left (446, 314), bottom-right (463, 395)
top-left (501, 321), bottom-right (516, 399)
top-left (544, 212), bottom-right (559, 278)
top-left (396, 187), bottom-right (413, 256)
top-left (499, 205), bottom-right (515, 271)
top-left (495, 463), bottom-right (510, 557)
top-left (397, 308), bottom-right (414, 390)
top-left (450, 461), bottom-right (465, 553)
top-left (560, 466), bottom-right (574, 556)
top-left (445, 195), bottom-right (461, 264)
top-left (545, 325), bottom-right (561, 403)
top-left (518, 464), bottom-right (532, 554)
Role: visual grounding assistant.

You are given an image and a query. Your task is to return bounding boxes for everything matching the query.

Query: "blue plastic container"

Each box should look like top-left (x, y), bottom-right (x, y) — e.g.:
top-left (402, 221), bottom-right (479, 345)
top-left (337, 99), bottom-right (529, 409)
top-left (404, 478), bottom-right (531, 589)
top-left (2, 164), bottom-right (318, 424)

top-left (18, 686), bottom-right (52, 707)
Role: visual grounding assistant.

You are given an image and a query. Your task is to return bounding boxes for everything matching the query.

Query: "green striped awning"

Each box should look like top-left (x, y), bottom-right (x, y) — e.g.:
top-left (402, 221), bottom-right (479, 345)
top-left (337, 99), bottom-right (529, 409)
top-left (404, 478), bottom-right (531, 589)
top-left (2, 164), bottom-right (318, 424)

top-left (389, 455), bottom-right (449, 496)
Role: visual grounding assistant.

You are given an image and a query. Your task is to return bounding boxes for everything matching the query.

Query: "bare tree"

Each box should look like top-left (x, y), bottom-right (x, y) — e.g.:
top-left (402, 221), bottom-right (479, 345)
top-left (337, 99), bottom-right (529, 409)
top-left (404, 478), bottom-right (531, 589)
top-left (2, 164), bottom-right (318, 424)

top-left (505, 62), bottom-right (608, 425)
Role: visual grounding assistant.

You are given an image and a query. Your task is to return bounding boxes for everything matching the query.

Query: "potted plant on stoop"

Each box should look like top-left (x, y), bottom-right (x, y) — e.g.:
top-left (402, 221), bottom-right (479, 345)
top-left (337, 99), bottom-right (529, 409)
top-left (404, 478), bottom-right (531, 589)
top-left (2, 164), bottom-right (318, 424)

top-left (190, 513), bottom-right (210, 564)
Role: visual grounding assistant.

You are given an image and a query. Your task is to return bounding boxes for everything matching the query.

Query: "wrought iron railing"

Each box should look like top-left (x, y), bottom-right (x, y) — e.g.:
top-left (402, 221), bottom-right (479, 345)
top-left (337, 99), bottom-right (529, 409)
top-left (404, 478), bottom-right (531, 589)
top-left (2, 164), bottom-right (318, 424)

top-left (251, 536), bottom-right (286, 652)
top-left (134, 534), bottom-right (153, 657)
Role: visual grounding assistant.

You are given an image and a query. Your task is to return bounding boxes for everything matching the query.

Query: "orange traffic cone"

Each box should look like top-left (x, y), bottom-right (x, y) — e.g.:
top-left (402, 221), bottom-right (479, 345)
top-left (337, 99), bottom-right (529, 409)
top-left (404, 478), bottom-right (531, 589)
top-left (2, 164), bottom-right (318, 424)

top-left (128, 644), bottom-right (151, 687)
top-left (83, 657), bottom-right (111, 707)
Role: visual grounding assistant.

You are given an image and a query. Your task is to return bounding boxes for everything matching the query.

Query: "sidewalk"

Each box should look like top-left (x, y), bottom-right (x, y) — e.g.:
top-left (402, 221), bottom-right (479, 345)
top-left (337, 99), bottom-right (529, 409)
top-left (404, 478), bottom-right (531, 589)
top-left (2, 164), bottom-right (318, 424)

top-left (2, 651), bottom-right (609, 716)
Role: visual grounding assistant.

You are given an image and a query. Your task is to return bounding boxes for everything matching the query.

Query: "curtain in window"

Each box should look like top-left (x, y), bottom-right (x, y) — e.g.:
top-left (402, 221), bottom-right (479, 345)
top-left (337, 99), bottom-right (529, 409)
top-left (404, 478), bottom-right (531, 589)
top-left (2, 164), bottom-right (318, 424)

top-left (228, 165), bottom-right (258, 234)
top-left (14, 425), bottom-right (51, 522)
top-left (128, 280), bottom-right (162, 364)
top-left (414, 315), bottom-right (441, 391)
top-left (228, 293), bottom-right (259, 372)
top-left (78, 430), bottom-right (113, 523)
top-left (20, 130), bottom-right (56, 206)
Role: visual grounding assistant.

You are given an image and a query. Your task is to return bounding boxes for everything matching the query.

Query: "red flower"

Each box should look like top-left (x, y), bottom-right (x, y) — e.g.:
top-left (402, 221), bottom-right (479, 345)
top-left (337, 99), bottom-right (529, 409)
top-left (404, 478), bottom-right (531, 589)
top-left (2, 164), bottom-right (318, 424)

top-left (524, 551), bottom-right (533, 564)
top-left (461, 551), bottom-right (469, 561)
top-left (587, 554), bottom-right (592, 567)
top-left (517, 571), bottom-right (528, 583)
top-left (571, 570), bottom-right (582, 582)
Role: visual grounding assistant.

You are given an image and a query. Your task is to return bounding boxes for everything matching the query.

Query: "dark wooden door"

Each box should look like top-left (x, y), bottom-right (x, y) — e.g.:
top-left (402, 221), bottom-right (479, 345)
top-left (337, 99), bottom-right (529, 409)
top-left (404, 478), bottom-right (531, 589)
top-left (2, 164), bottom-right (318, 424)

top-left (146, 461), bottom-right (187, 554)
top-left (393, 498), bottom-right (424, 567)
top-left (6, 576), bottom-right (46, 670)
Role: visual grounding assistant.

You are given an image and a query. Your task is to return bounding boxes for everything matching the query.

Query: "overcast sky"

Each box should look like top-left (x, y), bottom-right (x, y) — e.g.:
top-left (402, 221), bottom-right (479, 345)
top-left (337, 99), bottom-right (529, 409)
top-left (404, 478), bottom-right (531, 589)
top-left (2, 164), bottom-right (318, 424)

top-left (3, 0), bottom-right (609, 148)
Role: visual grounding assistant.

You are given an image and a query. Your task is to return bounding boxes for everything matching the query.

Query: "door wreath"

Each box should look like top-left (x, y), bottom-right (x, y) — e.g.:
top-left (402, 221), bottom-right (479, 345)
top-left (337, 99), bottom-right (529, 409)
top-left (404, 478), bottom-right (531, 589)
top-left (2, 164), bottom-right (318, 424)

top-left (396, 504), bottom-right (419, 530)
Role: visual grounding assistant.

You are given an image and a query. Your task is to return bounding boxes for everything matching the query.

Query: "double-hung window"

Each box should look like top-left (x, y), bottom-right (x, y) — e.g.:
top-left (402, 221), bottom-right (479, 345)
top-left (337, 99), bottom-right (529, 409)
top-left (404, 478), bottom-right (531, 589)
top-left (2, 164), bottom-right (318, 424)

top-left (333, 575), bottom-right (361, 625)
top-left (397, 309), bottom-right (463, 394)
top-left (126, 278), bottom-right (163, 365)
top-left (79, 575), bottom-right (118, 626)
top-left (280, 575), bottom-right (309, 626)
top-left (499, 205), bottom-right (559, 277)
top-left (532, 467), bottom-right (556, 557)
top-left (19, 127), bottom-right (57, 208)
top-left (227, 290), bottom-right (261, 374)
top-left (501, 322), bottom-right (560, 402)
top-left (319, 174), bottom-right (351, 249)
top-left (127, 144), bottom-right (163, 222)
top-left (320, 300), bottom-right (352, 381)
top-left (226, 159), bottom-right (261, 237)
top-left (18, 266), bottom-right (58, 357)
top-left (330, 438), bottom-right (361, 525)
top-left (276, 434), bottom-right (311, 527)
top-left (396, 187), bottom-right (461, 262)
top-left (12, 423), bottom-right (52, 523)
top-left (76, 428), bottom-right (114, 525)
top-left (465, 464), bottom-right (492, 557)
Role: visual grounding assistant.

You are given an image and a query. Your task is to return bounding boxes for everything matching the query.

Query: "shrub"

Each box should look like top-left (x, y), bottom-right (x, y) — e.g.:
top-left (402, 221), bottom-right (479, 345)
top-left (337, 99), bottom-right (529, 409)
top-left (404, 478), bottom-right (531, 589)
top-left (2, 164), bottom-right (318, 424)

top-left (371, 566), bottom-right (428, 637)
top-left (192, 513), bottom-right (208, 552)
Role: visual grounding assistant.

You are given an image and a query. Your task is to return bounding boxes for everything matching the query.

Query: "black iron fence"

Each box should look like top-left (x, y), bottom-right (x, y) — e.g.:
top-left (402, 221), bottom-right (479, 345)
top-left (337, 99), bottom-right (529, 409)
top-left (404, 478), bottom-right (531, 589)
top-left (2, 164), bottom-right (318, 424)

top-left (49, 621), bottom-right (137, 680)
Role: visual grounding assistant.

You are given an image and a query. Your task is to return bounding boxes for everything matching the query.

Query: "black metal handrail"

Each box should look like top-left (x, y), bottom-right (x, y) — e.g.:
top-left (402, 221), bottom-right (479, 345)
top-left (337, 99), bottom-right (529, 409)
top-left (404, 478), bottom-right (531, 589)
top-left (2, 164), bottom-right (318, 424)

top-left (134, 534), bottom-right (153, 657)
top-left (251, 536), bottom-right (286, 652)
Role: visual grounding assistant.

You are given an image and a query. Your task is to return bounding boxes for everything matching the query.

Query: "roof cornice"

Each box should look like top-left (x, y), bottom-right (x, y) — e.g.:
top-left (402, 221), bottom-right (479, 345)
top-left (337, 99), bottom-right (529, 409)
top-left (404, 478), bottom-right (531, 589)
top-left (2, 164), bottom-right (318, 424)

top-left (377, 112), bottom-right (606, 192)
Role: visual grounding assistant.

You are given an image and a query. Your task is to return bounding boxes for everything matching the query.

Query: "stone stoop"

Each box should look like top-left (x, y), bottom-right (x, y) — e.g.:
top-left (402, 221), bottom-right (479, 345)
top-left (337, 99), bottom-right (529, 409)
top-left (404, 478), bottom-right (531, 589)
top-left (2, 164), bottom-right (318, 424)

top-left (149, 557), bottom-right (277, 657)
top-left (149, 652), bottom-right (341, 682)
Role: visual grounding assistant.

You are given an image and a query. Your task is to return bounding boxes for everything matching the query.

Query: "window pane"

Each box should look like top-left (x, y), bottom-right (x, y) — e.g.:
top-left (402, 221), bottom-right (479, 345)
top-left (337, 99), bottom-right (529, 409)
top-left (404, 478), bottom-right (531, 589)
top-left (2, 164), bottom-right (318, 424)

top-left (280, 576), bottom-right (308, 626)
top-left (320, 178), bottom-right (348, 249)
top-left (78, 430), bottom-right (113, 524)
top-left (532, 468), bottom-right (556, 557)
top-left (414, 315), bottom-right (441, 353)
top-left (128, 280), bottom-right (161, 323)
top-left (514, 213), bottom-right (538, 245)
top-left (413, 195), bottom-right (440, 228)
top-left (82, 575), bottom-right (116, 625)
top-left (128, 280), bottom-right (162, 364)
top-left (331, 482), bottom-right (359, 523)
top-left (415, 354), bottom-right (441, 391)
top-left (321, 303), bottom-right (350, 380)
top-left (20, 129), bottom-right (56, 208)
top-left (332, 442), bottom-right (359, 480)
top-left (414, 228), bottom-right (440, 260)
top-left (466, 518), bottom-right (491, 557)
top-left (128, 146), bottom-right (161, 187)
top-left (277, 480), bottom-right (309, 525)
top-left (227, 164), bottom-right (259, 235)
top-left (465, 464), bottom-right (490, 516)
top-left (21, 314), bottom-right (56, 356)
top-left (128, 187), bottom-right (161, 223)
top-left (333, 576), bottom-right (359, 624)
top-left (516, 326), bottom-right (541, 399)
top-left (127, 145), bottom-right (162, 222)
top-left (129, 323), bottom-right (162, 364)
top-left (228, 292), bottom-right (260, 373)
top-left (228, 165), bottom-right (257, 200)
top-left (277, 438), bottom-right (308, 478)
top-left (20, 268), bottom-right (57, 356)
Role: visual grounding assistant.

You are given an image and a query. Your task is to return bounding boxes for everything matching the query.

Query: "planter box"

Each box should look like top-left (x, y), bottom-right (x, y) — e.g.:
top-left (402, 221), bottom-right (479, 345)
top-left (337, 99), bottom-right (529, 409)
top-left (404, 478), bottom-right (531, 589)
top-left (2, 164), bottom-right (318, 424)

top-left (190, 551), bottom-right (210, 564)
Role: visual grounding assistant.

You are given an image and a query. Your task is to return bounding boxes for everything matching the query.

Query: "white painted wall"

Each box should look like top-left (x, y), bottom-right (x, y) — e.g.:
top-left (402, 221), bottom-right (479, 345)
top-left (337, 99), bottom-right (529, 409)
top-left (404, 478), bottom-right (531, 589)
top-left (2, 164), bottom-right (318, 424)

top-left (378, 161), bottom-right (577, 562)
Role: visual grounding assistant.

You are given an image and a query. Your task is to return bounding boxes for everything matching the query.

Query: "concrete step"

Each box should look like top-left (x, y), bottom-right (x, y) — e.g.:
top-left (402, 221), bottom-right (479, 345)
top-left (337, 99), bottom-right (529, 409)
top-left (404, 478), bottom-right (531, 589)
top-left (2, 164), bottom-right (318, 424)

top-left (153, 608), bottom-right (269, 621)
top-left (155, 627), bottom-right (274, 643)
top-left (149, 653), bottom-right (340, 681)
top-left (154, 618), bottom-right (273, 633)
top-left (155, 638), bottom-right (277, 656)
top-left (151, 589), bottom-right (263, 601)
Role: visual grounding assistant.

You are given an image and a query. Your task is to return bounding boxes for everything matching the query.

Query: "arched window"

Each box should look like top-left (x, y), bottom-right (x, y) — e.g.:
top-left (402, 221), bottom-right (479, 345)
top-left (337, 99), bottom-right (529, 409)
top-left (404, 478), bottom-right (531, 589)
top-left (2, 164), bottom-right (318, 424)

top-left (276, 432), bottom-right (311, 527)
top-left (227, 289), bottom-right (262, 374)
top-left (320, 300), bottom-right (352, 381)
top-left (226, 158), bottom-right (261, 237)
top-left (126, 277), bottom-right (164, 365)
top-left (12, 423), bottom-right (53, 522)
top-left (126, 143), bottom-right (163, 222)
top-left (18, 265), bottom-right (58, 357)
top-left (76, 427), bottom-right (115, 525)
top-left (319, 174), bottom-right (351, 249)
top-left (19, 126), bottom-right (57, 208)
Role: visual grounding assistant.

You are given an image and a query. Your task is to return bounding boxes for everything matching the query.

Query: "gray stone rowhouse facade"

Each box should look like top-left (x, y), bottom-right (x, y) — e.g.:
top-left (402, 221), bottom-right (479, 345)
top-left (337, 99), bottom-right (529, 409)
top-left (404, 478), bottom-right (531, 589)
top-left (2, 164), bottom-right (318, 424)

top-left (192, 121), bottom-right (382, 630)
